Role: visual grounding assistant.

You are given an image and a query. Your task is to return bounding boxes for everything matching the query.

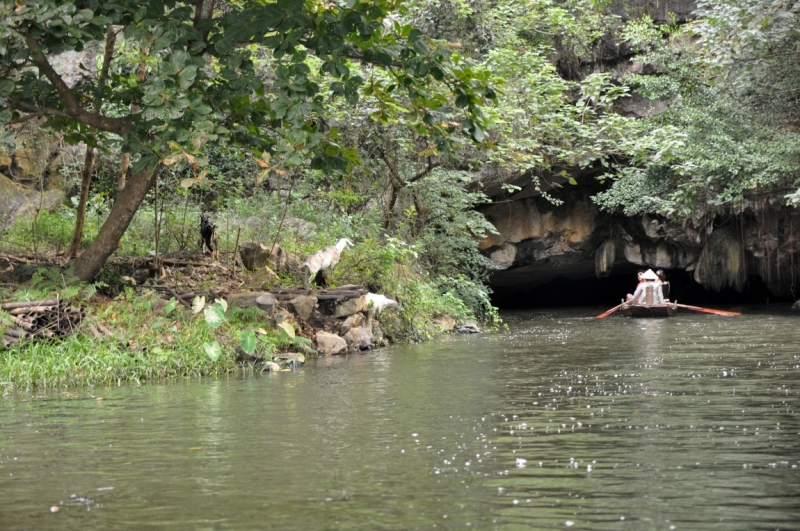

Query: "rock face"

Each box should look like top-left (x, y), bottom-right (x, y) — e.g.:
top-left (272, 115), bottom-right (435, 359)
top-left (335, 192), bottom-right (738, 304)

top-left (481, 181), bottom-right (800, 300)
top-left (0, 173), bottom-right (64, 229)
top-left (480, 184), bottom-right (610, 292)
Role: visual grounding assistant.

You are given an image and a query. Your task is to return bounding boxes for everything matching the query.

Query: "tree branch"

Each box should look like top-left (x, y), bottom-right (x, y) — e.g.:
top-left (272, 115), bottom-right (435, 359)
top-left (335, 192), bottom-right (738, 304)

top-left (23, 33), bottom-right (131, 136)
top-left (407, 158), bottom-right (440, 184)
top-left (94, 24), bottom-right (118, 110)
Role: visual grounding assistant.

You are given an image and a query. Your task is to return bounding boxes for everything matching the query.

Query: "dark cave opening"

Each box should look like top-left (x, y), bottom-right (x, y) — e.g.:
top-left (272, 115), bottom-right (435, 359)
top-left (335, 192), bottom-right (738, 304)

top-left (490, 269), bottom-right (793, 309)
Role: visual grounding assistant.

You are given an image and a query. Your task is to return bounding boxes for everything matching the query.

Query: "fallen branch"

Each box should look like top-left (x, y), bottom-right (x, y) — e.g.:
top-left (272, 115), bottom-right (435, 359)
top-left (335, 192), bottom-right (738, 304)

top-left (166, 287), bottom-right (192, 309)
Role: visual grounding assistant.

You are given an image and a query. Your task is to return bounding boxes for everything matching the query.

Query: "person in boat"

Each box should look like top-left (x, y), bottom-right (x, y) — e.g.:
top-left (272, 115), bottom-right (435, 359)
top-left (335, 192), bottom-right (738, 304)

top-left (628, 269), bottom-right (664, 305)
top-left (656, 269), bottom-right (670, 301)
top-left (626, 270), bottom-right (647, 304)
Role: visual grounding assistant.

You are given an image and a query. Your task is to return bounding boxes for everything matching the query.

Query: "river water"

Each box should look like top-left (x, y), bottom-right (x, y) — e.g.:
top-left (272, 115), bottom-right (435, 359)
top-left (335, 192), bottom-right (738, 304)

top-left (2, 308), bottom-right (800, 530)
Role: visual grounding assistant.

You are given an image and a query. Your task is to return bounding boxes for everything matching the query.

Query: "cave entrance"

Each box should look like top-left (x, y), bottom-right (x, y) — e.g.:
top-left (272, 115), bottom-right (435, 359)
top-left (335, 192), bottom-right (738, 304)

top-left (490, 269), bottom-right (791, 309)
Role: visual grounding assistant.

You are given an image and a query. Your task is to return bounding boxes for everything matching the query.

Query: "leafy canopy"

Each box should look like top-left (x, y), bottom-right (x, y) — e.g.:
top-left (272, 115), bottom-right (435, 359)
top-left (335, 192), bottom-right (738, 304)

top-left (0, 0), bottom-right (496, 174)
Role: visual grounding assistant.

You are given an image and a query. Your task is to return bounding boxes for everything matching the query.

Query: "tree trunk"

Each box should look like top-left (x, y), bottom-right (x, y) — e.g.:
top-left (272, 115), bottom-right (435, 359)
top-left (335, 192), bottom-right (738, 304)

top-left (71, 164), bottom-right (160, 282)
top-left (117, 153), bottom-right (129, 191)
top-left (66, 147), bottom-right (97, 259)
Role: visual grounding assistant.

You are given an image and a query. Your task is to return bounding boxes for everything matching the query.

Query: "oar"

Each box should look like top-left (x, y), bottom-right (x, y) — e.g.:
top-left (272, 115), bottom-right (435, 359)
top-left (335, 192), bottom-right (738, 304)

top-left (675, 303), bottom-right (741, 316)
top-left (595, 303), bottom-right (624, 319)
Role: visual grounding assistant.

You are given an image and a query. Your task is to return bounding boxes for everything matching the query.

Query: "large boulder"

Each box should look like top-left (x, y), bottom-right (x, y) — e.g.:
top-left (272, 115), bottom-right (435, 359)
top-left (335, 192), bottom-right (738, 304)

top-left (239, 242), bottom-right (299, 273)
top-left (455, 323), bottom-right (480, 334)
top-left (315, 331), bottom-right (347, 356)
top-left (344, 326), bottom-right (374, 350)
top-left (288, 295), bottom-right (317, 321)
top-left (0, 173), bottom-right (64, 229)
top-left (239, 242), bottom-right (270, 271)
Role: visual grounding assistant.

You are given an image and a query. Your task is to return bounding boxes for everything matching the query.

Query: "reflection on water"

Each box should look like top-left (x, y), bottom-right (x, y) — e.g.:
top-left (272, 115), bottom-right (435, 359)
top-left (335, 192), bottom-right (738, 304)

top-left (2, 308), bottom-right (800, 530)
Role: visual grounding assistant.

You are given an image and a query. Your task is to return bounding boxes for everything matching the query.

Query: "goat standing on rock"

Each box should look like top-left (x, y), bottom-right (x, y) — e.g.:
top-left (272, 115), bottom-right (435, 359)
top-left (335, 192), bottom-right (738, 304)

top-left (300, 238), bottom-right (353, 287)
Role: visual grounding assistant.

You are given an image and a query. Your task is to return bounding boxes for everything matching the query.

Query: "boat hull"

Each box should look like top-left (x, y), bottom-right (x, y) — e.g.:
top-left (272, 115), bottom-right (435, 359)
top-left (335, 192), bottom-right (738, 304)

top-left (620, 304), bottom-right (677, 317)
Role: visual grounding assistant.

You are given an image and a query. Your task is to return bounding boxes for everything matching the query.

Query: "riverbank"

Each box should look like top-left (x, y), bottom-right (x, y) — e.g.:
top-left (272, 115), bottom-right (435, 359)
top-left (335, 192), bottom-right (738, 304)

top-left (0, 286), bottom-right (477, 392)
top-left (0, 249), bottom-right (486, 392)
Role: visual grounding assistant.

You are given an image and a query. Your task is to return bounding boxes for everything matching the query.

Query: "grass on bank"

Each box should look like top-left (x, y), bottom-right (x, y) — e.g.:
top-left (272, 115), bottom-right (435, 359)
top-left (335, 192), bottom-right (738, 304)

top-left (0, 289), bottom-right (317, 392)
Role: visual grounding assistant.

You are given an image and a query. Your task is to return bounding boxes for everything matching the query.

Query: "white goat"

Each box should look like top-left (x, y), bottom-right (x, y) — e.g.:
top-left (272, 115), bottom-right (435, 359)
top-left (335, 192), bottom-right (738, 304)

top-left (300, 238), bottom-right (353, 286)
top-left (365, 293), bottom-right (400, 314)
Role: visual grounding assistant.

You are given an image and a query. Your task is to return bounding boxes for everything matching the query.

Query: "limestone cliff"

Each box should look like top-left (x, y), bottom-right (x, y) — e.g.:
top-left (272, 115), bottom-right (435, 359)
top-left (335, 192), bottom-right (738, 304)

top-left (481, 182), bottom-right (800, 301)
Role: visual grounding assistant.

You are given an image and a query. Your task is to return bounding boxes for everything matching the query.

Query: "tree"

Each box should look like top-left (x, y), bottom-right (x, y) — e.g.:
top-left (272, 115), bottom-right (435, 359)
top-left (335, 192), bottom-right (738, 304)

top-left (592, 8), bottom-right (800, 217)
top-left (0, 0), bottom-right (495, 280)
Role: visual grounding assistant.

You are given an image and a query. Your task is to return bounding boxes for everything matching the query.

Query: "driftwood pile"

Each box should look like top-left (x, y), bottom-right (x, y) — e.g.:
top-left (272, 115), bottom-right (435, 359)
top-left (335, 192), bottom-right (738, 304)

top-left (1, 299), bottom-right (86, 348)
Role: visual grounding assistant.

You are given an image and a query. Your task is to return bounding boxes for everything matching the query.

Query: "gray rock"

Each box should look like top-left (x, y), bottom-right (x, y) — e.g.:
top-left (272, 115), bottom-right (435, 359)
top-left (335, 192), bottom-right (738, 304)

top-left (288, 295), bottom-right (317, 321)
top-left (344, 326), bottom-right (374, 350)
top-left (333, 295), bottom-right (366, 318)
top-left (315, 330), bottom-right (347, 356)
top-left (455, 323), bottom-right (480, 334)
top-left (227, 291), bottom-right (272, 309)
top-left (255, 293), bottom-right (277, 315)
top-left (339, 312), bottom-right (365, 334)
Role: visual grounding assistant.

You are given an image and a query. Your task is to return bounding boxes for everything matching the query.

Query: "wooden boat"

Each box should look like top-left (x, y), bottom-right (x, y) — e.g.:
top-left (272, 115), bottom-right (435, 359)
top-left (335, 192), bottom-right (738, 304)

top-left (620, 302), bottom-right (677, 317)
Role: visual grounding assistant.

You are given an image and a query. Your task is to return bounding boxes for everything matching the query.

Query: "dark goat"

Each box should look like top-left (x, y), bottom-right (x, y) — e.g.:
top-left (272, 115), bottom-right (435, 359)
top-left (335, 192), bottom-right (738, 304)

top-left (200, 214), bottom-right (219, 259)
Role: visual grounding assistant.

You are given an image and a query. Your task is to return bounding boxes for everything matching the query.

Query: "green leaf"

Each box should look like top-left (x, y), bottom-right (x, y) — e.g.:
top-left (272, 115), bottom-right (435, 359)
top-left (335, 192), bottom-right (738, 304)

top-left (568, 177), bottom-right (578, 185)
top-left (0, 79), bottom-right (14, 97)
top-left (192, 295), bottom-right (206, 314)
top-left (277, 321), bottom-right (295, 338)
top-left (177, 65), bottom-right (197, 89)
top-left (239, 329), bottom-right (257, 355)
top-left (278, 0), bottom-right (304, 14)
top-left (165, 297), bottom-right (177, 315)
top-left (204, 305), bottom-right (225, 328)
top-left (203, 341), bottom-right (222, 362)
top-left (215, 298), bottom-right (228, 312)
top-left (271, 97), bottom-right (291, 119)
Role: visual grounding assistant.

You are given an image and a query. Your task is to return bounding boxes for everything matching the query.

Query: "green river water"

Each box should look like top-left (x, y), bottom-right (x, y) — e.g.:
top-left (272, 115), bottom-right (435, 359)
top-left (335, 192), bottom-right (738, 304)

top-left (2, 308), bottom-right (800, 530)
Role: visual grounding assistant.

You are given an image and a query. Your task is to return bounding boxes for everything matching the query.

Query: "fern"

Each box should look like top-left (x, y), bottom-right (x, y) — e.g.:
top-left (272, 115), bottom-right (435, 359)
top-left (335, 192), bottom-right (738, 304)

top-left (227, 306), bottom-right (263, 325)
top-left (59, 285), bottom-right (81, 300)
top-left (23, 267), bottom-right (99, 302)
